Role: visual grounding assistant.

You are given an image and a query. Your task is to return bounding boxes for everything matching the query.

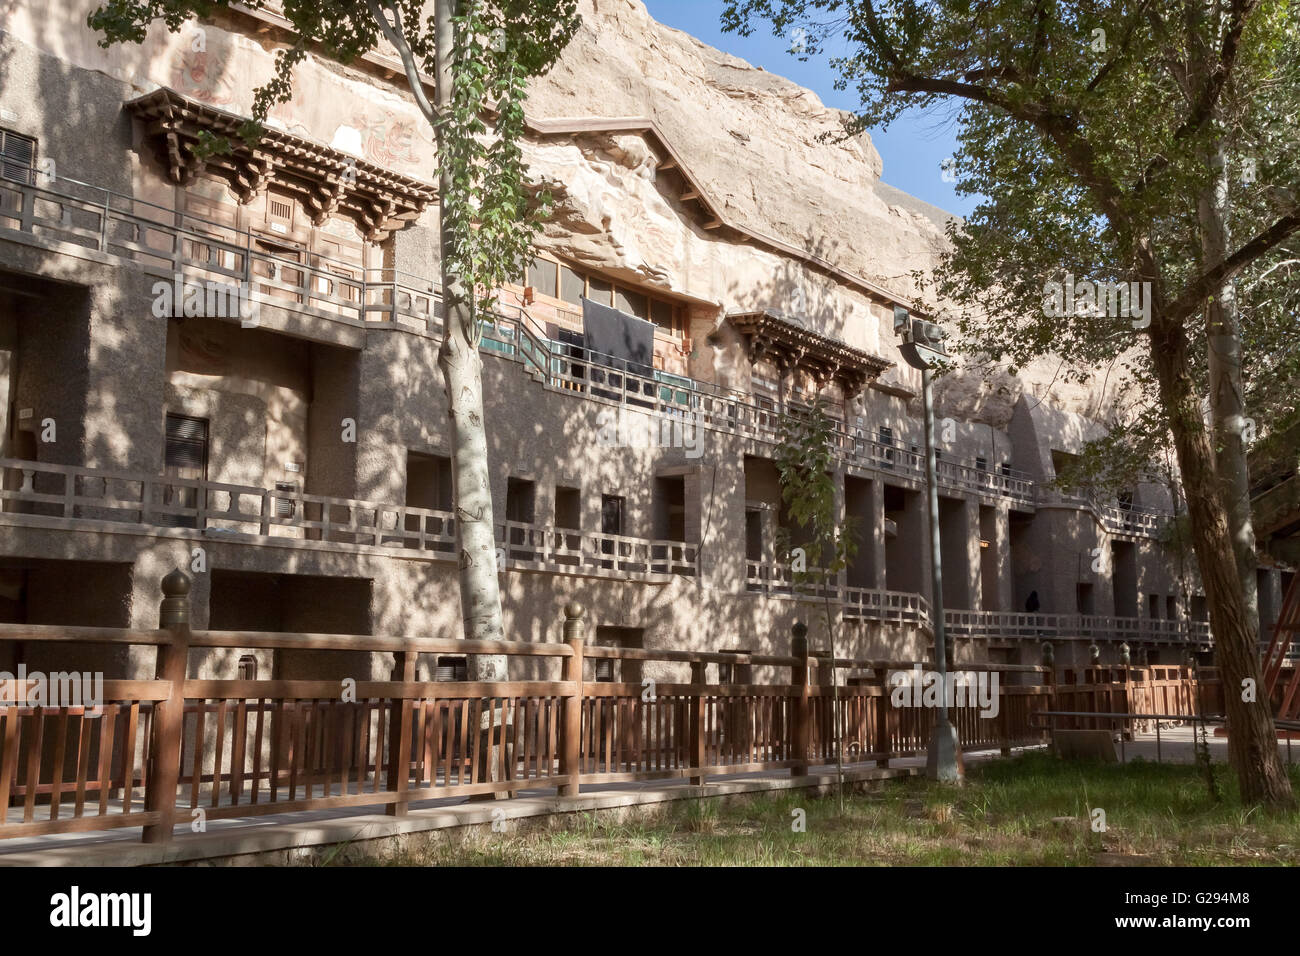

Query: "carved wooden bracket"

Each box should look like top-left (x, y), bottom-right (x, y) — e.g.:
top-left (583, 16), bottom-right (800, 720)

top-left (306, 176), bottom-right (349, 226)
top-left (232, 151), bottom-right (276, 204)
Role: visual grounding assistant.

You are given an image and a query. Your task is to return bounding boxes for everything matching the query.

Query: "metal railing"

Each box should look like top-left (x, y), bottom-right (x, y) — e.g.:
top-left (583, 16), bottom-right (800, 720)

top-left (743, 561), bottom-right (1206, 642)
top-left (741, 560), bottom-right (1206, 642)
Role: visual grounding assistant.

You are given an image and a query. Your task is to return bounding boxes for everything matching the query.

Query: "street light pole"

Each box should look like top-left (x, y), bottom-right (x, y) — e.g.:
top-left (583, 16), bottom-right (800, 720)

top-left (895, 308), bottom-right (963, 783)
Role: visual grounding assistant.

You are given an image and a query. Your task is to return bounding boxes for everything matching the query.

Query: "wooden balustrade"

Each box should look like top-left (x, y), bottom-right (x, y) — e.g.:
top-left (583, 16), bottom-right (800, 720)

top-left (1, 572), bottom-right (1226, 848)
top-left (0, 568), bottom-right (1202, 841)
top-left (1048, 665), bottom-right (1221, 730)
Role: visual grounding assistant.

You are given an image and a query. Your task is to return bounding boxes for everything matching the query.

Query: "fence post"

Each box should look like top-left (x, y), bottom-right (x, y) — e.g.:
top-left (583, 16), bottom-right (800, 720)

top-left (791, 621), bottom-right (809, 778)
top-left (998, 684), bottom-right (1012, 757)
top-left (385, 648), bottom-right (417, 816)
top-left (873, 666), bottom-right (893, 767)
top-left (142, 568), bottom-right (191, 844)
top-left (1041, 643), bottom-right (1055, 742)
top-left (689, 661), bottom-right (706, 785)
top-left (559, 602), bottom-right (584, 797)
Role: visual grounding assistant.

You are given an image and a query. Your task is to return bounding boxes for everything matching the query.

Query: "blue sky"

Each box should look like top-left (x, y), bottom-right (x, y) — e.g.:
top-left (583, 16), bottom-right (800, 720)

top-left (642, 0), bottom-right (974, 217)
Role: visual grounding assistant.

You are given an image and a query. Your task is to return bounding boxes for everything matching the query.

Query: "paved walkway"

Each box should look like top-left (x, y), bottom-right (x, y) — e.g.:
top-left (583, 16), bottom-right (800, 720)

top-left (0, 748), bottom-right (997, 866)
top-left (1107, 724), bottom-right (1299, 766)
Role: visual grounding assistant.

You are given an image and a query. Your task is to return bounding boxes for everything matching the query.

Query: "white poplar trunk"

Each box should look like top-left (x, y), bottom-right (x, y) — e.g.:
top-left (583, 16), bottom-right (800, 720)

top-left (433, 0), bottom-right (507, 681)
top-left (1198, 145), bottom-right (1260, 640)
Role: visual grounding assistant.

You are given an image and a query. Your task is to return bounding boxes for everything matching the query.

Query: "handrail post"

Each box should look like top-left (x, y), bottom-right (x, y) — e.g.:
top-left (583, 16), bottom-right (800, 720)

top-left (559, 602), bottom-right (584, 797)
top-left (142, 568), bottom-right (191, 844)
top-left (385, 648), bottom-right (417, 816)
top-left (998, 680), bottom-right (1012, 757)
top-left (791, 621), bottom-right (809, 778)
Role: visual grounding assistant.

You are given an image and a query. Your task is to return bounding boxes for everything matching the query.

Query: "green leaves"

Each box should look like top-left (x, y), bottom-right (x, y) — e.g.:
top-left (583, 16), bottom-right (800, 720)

top-left (432, 0), bottom-right (580, 341)
top-left (774, 399), bottom-right (859, 587)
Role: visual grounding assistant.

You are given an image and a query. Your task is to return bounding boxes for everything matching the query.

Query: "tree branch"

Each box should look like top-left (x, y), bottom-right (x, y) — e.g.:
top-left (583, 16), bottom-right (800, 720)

top-left (1086, 0), bottom-right (1151, 93)
top-left (1167, 205), bottom-right (1300, 323)
top-left (887, 73), bottom-right (1134, 235)
top-left (1133, 0), bottom-right (1259, 195)
top-left (365, 0), bottom-right (437, 126)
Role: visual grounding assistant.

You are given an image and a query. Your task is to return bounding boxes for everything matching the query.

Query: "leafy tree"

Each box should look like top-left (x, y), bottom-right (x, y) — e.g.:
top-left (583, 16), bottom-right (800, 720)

top-left (775, 398), bottom-right (859, 808)
top-left (88, 0), bottom-right (580, 678)
top-left (724, 0), bottom-right (1297, 804)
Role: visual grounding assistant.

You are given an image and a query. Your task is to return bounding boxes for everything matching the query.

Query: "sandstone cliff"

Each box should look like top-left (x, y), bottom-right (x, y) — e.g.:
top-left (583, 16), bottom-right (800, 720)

top-left (528, 0), bottom-right (951, 305)
top-left (528, 0), bottom-right (1123, 426)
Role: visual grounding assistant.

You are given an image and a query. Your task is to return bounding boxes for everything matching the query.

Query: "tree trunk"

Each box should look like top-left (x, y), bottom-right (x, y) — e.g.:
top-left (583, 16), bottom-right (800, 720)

top-left (438, 321), bottom-right (507, 666)
top-left (1147, 317), bottom-right (1292, 806)
top-left (433, 0), bottom-right (507, 681)
top-left (1199, 146), bottom-right (1260, 637)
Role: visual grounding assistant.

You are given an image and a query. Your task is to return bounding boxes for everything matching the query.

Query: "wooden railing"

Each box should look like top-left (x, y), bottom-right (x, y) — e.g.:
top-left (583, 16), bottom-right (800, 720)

top-left (0, 169), bottom-right (436, 327)
top-left (1049, 665), bottom-right (1223, 730)
top-left (0, 575), bottom-right (1229, 849)
top-left (0, 681), bottom-right (168, 838)
top-left (0, 571), bottom-right (1064, 846)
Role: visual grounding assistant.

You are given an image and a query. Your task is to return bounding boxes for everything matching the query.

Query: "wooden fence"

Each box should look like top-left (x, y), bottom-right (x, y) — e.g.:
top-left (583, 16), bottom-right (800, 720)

top-left (0, 572), bottom-right (1222, 846)
top-left (1048, 665), bottom-right (1222, 729)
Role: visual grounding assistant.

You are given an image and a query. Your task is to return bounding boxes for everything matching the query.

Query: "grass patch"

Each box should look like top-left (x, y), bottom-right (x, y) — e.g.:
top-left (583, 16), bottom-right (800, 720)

top-left (374, 754), bottom-right (1300, 866)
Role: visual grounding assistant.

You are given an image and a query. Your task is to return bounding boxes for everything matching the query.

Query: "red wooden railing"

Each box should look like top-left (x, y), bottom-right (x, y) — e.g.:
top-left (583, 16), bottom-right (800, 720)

top-left (0, 571), bottom-right (1223, 847)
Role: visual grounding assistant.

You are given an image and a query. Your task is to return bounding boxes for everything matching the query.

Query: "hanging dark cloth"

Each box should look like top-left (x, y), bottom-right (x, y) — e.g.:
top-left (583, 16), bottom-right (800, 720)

top-left (580, 296), bottom-right (655, 376)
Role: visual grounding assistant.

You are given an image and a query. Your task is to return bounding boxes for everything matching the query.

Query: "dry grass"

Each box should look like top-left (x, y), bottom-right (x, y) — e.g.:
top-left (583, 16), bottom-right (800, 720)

top-left (370, 754), bottom-right (1300, 867)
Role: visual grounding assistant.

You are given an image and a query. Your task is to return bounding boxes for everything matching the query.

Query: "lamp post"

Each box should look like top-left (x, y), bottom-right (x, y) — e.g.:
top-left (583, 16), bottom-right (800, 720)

top-left (894, 306), bottom-right (963, 783)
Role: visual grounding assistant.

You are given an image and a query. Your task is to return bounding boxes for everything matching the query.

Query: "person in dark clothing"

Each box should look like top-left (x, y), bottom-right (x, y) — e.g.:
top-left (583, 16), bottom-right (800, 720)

top-left (1025, 590), bottom-right (1041, 613)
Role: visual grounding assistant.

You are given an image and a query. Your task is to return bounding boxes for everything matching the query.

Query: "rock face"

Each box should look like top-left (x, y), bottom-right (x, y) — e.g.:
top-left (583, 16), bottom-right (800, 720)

top-left (527, 0), bottom-right (1124, 424)
top-left (528, 0), bottom-right (951, 303)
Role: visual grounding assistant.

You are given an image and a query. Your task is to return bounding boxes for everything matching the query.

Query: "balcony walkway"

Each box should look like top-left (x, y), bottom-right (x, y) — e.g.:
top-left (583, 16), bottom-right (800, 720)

top-left (0, 169), bottom-right (1176, 527)
top-left (0, 453), bottom-right (1211, 643)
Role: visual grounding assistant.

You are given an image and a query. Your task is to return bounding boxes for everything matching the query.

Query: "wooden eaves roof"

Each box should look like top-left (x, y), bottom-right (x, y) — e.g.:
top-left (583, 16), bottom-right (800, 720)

top-left (726, 309), bottom-right (894, 399)
top-left (125, 88), bottom-right (437, 241)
